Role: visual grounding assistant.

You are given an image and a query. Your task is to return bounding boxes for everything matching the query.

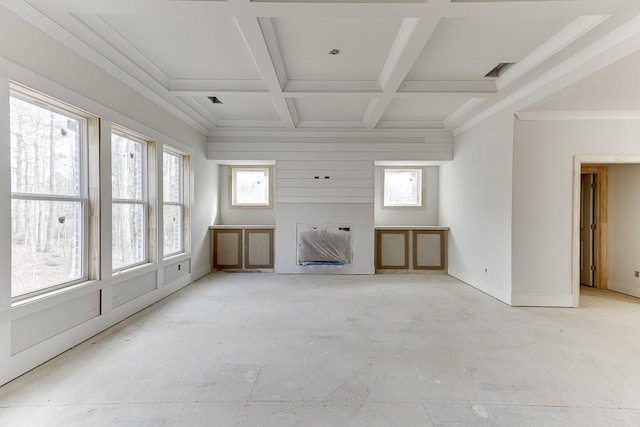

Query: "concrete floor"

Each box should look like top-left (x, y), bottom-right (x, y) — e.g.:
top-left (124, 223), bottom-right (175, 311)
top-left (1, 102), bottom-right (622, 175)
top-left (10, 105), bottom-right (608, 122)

top-left (1, 273), bottom-right (640, 426)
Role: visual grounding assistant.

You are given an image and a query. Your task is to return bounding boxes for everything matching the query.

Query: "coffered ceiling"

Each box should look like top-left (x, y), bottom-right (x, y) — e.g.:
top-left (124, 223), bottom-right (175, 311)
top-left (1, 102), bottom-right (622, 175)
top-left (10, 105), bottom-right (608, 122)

top-left (4, 0), bottom-right (640, 141)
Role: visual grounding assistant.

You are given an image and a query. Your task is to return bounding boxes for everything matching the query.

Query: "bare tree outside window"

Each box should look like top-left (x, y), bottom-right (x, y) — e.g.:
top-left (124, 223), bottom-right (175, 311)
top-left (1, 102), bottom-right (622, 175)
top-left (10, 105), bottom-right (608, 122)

top-left (163, 150), bottom-right (183, 256)
top-left (111, 131), bottom-right (147, 271)
top-left (10, 95), bottom-right (86, 297)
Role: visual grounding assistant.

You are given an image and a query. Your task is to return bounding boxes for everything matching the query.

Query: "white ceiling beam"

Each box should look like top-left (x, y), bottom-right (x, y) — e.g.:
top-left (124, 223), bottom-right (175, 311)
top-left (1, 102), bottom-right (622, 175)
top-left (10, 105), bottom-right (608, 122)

top-left (208, 128), bottom-right (450, 144)
top-left (234, 15), bottom-right (297, 128)
top-left (258, 17), bottom-right (288, 89)
top-left (376, 120), bottom-right (444, 130)
top-left (168, 79), bottom-right (268, 96)
top-left (168, 79), bottom-right (496, 97)
top-left (497, 15), bottom-right (609, 90)
top-left (285, 98), bottom-right (299, 125)
top-left (363, 17), bottom-right (441, 129)
top-left (397, 80), bottom-right (497, 96)
top-left (442, 98), bottom-right (488, 130)
top-left (296, 121), bottom-right (365, 129)
top-left (284, 80), bottom-right (382, 97)
top-left (216, 120), bottom-right (285, 129)
top-left (27, 0), bottom-right (615, 19)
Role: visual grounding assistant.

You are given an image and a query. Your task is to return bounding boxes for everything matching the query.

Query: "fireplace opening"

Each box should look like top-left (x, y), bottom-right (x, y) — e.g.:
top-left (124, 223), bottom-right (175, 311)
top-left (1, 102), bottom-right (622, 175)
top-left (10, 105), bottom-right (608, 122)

top-left (297, 224), bottom-right (353, 266)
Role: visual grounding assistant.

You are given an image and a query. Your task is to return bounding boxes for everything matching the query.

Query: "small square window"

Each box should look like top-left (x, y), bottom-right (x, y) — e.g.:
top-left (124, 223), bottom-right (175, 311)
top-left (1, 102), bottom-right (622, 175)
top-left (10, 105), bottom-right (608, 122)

top-left (383, 168), bottom-right (423, 208)
top-left (231, 167), bottom-right (272, 207)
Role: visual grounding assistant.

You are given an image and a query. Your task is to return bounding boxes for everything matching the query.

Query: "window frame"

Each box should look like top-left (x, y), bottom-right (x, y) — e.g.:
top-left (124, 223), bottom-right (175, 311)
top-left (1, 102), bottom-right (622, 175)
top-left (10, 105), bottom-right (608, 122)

top-left (9, 85), bottom-right (98, 301)
top-left (110, 125), bottom-right (152, 272)
top-left (162, 147), bottom-right (187, 258)
top-left (381, 167), bottom-right (425, 209)
top-left (229, 166), bottom-right (273, 208)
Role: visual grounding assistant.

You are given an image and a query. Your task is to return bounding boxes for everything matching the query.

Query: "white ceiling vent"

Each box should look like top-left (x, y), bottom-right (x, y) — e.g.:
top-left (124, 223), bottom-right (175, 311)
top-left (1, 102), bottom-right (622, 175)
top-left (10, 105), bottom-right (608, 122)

top-left (484, 62), bottom-right (515, 78)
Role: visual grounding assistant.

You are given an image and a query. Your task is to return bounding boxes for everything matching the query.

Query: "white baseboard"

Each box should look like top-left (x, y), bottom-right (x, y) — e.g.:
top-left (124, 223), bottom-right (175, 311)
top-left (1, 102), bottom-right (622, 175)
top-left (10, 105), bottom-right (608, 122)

top-left (511, 293), bottom-right (574, 307)
top-left (447, 271), bottom-right (512, 305)
top-left (608, 281), bottom-right (640, 299)
top-left (191, 264), bottom-right (211, 282)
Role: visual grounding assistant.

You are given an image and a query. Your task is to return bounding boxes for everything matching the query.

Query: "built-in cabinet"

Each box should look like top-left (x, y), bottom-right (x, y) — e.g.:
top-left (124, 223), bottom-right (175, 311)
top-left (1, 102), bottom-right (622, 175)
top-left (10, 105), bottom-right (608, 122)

top-left (210, 225), bottom-right (447, 273)
top-left (210, 226), bottom-right (275, 270)
top-left (375, 227), bottom-right (448, 272)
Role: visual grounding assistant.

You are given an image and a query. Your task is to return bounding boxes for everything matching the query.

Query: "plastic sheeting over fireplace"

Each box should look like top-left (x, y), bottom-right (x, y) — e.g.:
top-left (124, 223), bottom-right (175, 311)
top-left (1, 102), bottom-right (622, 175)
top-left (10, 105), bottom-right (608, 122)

top-left (297, 224), bottom-right (352, 266)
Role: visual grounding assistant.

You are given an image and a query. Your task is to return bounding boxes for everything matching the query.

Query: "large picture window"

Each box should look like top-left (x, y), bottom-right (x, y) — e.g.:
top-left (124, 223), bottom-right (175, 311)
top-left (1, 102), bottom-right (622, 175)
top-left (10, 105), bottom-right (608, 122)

top-left (111, 128), bottom-right (149, 271)
top-left (163, 149), bottom-right (186, 257)
top-left (9, 90), bottom-right (93, 298)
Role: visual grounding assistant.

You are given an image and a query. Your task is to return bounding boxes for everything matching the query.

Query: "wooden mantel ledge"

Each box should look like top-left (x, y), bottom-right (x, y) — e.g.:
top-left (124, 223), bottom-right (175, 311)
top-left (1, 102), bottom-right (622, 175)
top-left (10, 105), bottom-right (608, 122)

top-left (209, 225), bottom-right (275, 229)
top-left (374, 226), bottom-right (449, 231)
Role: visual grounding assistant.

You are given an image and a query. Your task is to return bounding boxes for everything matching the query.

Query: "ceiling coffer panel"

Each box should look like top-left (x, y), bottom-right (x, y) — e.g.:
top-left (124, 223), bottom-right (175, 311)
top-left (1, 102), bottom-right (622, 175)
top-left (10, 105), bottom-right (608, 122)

top-left (272, 17), bottom-right (403, 81)
top-left (407, 15), bottom-right (573, 81)
top-left (100, 15), bottom-right (261, 80)
top-left (382, 95), bottom-right (475, 121)
top-left (194, 95), bottom-right (282, 121)
top-left (294, 97), bottom-right (371, 122)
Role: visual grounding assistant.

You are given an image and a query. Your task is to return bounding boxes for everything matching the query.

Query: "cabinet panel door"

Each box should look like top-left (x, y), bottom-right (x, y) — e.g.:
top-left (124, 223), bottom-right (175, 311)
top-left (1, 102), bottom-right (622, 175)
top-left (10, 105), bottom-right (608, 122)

top-left (413, 230), bottom-right (445, 270)
top-left (245, 229), bottom-right (274, 269)
top-left (213, 229), bottom-right (243, 269)
top-left (376, 230), bottom-right (409, 269)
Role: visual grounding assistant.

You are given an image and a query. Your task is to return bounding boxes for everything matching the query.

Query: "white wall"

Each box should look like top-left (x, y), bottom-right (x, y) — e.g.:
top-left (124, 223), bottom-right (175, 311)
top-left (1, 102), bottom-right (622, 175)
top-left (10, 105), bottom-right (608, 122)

top-left (192, 155), bottom-right (219, 273)
top-left (0, 6), bottom-right (215, 385)
top-left (374, 166), bottom-right (439, 226)
top-left (218, 165), bottom-right (275, 225)
top-left (603, 165), bottom-right (640, 298)
top-left (439, 111), bottom-right (514, 304)
top-left (512, 120), bottom-right (640, 307)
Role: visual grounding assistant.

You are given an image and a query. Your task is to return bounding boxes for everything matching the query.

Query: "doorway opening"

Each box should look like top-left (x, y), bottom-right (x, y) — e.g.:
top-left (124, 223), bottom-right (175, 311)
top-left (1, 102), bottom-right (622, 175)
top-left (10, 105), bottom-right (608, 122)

top-left (573, 156), bottom-right (640, 307)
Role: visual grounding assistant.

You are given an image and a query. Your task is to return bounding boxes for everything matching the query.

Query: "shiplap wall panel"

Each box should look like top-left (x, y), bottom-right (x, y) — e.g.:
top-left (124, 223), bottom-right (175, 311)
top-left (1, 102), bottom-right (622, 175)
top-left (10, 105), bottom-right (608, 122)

top-left (278, 187), bottom-right (372, 198)
top-left (277, 196), bottom-right (373, 204)
top-left (278, 160), bottom-right (372, 170)
top-left (277, 169), bottom-right (372, 180)
top-left (278, 179), bottom-right (372, 188)
top-left (276, 160), bottom-right (374, 204)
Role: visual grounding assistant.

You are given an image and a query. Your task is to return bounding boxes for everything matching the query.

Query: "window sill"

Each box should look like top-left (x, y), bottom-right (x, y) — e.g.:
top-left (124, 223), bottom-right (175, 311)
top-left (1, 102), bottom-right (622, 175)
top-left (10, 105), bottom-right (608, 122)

top-left (111, 262), bottom-right (158, 286)
top-left (4, 279), bottom-right (102, 323)
top-left (163, 252), bottom-right (191, 265)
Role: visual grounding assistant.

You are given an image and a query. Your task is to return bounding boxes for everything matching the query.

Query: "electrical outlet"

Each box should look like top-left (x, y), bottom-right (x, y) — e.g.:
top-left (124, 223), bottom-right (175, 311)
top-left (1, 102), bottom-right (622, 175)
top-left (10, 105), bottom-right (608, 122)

top-left (635, 271), bottom-right (639, 278)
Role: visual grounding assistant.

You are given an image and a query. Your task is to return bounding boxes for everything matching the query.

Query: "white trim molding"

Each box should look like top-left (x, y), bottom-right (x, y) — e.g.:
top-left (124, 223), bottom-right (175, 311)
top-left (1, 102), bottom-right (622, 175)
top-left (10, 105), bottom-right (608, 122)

top-left (511, 293), bottom-right (575, 308)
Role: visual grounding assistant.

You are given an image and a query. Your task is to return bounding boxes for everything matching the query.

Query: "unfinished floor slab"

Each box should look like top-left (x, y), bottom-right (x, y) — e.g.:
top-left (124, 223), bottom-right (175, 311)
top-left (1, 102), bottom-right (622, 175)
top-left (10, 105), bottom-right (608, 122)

top-left (1, 273), bottom-right (640, 426)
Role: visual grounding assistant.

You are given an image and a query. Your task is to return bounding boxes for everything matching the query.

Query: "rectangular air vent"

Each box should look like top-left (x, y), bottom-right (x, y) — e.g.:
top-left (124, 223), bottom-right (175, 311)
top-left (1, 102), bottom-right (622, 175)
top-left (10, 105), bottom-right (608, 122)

top-left (484, 62), bottom-right (515, 78)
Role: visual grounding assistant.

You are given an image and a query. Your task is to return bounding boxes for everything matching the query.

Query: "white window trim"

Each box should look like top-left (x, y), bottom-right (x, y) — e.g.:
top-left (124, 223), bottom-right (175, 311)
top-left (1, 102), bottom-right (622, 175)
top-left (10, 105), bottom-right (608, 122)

top-left (381, 167), bottom-right (425, 209)
top-left (9, 86), bottom-right (98, 302)
top-left (229, 165), bottom-right (273, 208)
top-left (163, 147), bottom-right (188, 258)
top-left (110, 127), bottom-right (153, 273)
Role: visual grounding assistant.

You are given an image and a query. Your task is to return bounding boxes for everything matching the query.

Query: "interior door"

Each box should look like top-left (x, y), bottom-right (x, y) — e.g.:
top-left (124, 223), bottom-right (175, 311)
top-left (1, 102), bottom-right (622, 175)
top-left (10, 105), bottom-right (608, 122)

top-left (580, 174), bottom-right (595, 286)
